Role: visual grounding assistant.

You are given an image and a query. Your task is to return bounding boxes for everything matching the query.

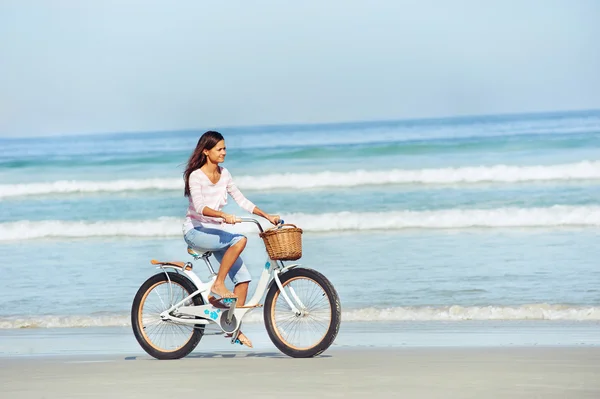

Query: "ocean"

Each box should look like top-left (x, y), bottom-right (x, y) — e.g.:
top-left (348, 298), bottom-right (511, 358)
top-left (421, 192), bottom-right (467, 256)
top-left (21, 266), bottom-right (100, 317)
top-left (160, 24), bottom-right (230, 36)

top-left (1, 109), bottom-right (599, 352)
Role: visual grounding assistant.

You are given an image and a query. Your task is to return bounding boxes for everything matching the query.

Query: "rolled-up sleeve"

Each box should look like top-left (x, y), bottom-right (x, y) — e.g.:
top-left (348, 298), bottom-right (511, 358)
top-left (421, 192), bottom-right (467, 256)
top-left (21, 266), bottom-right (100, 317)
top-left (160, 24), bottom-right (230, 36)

top-left (189, 172), bottom-right (208, 215)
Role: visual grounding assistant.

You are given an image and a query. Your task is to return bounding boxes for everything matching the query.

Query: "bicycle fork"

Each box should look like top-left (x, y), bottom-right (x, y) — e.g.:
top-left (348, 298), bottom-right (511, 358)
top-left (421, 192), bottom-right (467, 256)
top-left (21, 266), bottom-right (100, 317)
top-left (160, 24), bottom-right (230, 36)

top-left (273, 270), bottom-right (306, 316)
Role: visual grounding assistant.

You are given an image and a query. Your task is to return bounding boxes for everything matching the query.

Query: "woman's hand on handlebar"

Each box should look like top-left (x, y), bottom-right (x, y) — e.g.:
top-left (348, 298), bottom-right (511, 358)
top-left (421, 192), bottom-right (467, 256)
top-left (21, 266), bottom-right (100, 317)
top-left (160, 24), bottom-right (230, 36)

top-left (266, 214), bottom-right (281, 226)
top-left (221, 213), bottom-right (239, 224)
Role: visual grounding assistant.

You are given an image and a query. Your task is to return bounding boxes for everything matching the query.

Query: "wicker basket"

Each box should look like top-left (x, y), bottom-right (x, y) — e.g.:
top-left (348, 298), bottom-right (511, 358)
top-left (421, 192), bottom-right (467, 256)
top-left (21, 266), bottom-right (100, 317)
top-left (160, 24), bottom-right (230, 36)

top-left (259, 224), bottom-right (303, 260)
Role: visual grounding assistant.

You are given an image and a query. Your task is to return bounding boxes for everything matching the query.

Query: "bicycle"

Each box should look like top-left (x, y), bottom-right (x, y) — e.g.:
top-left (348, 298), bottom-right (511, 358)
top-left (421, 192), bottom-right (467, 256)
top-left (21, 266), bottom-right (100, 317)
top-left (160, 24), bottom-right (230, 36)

top-left (131, 218), bottom-right (341, 359)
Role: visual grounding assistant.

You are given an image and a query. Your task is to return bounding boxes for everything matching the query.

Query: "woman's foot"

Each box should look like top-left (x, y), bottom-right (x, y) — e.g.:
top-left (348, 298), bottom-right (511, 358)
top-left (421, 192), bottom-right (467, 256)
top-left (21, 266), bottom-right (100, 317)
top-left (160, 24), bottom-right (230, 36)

top-left (234, 332), bottom-right (253, 348)
top-left (210, 282), bottom-right (237, 299)
top-left (225, 332), bottom-right (253, 348)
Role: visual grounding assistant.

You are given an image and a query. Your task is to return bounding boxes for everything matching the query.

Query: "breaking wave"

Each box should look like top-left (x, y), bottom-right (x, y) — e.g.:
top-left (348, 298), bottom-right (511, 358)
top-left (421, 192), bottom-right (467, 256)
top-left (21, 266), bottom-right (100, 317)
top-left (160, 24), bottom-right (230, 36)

top-left (1, 161), bottom-right (599, 198)
top-left (2, 304), bottom-right (598, 329)
top-left (0, 206), bottom-right (599, 241)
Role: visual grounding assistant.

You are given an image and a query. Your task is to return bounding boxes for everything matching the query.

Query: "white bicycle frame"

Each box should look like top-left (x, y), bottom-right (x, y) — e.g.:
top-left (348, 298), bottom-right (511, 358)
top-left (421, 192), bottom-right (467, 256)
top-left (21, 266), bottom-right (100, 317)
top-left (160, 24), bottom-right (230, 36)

top-left (154, 218), bottom-right (305, 342)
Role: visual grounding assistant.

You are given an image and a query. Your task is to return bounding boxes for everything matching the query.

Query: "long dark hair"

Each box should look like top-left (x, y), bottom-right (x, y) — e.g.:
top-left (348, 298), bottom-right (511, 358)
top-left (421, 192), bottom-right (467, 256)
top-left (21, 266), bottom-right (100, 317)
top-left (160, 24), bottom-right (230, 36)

top-left (184, 131), bottom-right (224, 197)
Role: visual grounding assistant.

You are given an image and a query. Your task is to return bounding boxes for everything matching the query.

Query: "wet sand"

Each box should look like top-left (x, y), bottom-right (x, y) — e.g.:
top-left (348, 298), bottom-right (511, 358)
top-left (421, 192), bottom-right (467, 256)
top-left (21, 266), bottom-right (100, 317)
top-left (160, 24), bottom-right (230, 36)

top-left (1, 347), bottom-right (599, 398)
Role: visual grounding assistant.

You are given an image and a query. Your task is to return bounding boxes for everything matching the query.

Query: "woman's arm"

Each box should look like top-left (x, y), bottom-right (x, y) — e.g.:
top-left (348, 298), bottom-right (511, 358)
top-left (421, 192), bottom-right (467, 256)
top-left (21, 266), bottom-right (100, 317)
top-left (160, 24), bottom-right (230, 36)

top-left (252, 206), bottom-right (280, 225)
top-left (226, 170), bottom-right (279, 225)
top-left (189, 171), bottom-right (208, 216)
top-left (202, 207), bottom-right (238, 224)
top-left (226, 173), bottom-right (256, 214)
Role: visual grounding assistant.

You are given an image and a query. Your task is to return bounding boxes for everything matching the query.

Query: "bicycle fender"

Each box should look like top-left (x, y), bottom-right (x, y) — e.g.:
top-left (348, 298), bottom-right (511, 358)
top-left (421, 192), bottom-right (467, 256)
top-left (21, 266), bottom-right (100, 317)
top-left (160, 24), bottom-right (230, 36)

top-left (155, 265), bottom-right (183, 275)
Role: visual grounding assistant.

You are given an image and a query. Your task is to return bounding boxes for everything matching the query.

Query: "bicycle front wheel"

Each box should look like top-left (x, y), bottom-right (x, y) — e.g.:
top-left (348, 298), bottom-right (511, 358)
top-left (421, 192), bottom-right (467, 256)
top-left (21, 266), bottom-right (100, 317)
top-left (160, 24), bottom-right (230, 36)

top-left (264, 267), bottom-right (341, 358)
top-left (131, 272), bottom-right (204, 360)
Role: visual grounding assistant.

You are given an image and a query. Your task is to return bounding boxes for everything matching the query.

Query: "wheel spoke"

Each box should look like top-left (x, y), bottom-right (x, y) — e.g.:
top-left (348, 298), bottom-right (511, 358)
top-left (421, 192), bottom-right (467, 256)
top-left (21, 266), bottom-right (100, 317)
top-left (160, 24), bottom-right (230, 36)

top-left (270, 276), bottom-right (333, 351)
top-left (138, 280), bottom-right (198, 353)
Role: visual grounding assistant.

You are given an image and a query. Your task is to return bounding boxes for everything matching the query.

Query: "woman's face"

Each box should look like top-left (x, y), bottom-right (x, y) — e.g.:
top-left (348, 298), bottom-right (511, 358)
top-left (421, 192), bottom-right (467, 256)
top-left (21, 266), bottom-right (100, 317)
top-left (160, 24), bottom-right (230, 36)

top-left (204, 139), bottom-right (226, 164)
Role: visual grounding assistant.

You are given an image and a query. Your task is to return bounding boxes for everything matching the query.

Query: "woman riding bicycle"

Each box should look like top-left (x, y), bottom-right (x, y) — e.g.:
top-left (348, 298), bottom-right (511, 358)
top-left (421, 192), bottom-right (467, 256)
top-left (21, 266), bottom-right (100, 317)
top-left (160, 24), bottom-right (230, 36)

top-left (182, 130), bottom-right (280, 348)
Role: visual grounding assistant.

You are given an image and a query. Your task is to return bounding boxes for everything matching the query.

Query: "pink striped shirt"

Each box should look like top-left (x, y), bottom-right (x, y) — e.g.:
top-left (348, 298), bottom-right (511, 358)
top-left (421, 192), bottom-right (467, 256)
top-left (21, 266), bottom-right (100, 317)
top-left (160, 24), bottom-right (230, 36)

top-left (182, 167), bottom-right (256, 233)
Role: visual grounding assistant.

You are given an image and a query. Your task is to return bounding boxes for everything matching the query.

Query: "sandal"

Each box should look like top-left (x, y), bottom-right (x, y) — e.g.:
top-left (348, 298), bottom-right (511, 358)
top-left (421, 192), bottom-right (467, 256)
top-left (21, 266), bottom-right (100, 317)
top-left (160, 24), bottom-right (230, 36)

top-left (208, 295), bottom-right (235, 308)
top-left (210, 291), bottom-right (237, 299)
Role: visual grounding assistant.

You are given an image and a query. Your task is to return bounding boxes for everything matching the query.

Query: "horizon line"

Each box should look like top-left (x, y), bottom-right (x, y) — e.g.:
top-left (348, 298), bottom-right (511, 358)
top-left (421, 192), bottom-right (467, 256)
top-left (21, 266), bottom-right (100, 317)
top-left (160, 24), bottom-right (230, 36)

top-left (2, 107), bottom-right (599, 141)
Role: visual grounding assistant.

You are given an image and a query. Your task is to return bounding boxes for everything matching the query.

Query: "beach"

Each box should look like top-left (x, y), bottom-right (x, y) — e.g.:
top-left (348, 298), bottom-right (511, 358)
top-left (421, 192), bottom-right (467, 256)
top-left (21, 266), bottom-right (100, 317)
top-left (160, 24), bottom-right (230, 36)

top-left (2, 321), bottom-right (600, 398)
top-left (2, 346), bottom-right (599, 398)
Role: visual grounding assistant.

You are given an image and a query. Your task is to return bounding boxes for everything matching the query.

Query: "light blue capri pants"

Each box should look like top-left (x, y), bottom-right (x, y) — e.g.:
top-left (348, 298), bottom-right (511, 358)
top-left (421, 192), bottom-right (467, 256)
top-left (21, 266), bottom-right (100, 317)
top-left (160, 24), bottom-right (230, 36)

top-left (183, 226), bottom-right (252, 285)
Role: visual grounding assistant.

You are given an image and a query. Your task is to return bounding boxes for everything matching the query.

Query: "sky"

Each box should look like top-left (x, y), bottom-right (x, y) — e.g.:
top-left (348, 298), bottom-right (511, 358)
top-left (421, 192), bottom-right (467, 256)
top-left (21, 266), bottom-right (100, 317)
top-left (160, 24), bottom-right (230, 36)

top-left (1, 0), bottom-right (599, 137)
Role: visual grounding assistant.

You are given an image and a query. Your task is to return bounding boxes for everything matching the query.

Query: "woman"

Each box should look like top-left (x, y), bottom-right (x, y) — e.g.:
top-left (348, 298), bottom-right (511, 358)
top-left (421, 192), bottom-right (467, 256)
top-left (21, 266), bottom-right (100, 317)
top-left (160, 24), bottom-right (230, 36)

top-left (182, 130), bottom-right (280, 348)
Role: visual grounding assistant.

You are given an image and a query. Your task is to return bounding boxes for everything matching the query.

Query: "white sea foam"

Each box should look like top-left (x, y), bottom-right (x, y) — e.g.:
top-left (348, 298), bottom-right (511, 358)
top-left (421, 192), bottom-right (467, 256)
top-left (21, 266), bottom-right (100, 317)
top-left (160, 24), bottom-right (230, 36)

top-left (339, 304), bottom-right (600, 321)
top-left (0, 178), bottom-right (181, 199)
top-left (237, 160), bottom-right (600, 190)
top-left (1, 161), bottom-right (599, 198)
top-left (0, 314), bottom-right (132, 329)
top-left (1, 206), bottom-right (599, 241)
top-left (1, 304), bottom-right (598, 329)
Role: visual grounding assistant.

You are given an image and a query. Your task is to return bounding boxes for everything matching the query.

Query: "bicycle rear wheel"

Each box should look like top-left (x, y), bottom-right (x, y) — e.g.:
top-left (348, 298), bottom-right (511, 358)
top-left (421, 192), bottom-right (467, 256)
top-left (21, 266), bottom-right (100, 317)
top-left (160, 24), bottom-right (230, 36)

top-left (131, 272), bottom-right (204, 360)
top-left (264, 267), bottom-right (341, 358)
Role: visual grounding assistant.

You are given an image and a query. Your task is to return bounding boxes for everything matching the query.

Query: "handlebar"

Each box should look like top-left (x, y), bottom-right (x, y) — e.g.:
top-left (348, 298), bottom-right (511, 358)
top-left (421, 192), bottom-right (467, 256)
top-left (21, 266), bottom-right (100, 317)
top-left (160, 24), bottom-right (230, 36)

top-left (236, 217), bottom-right (284, 233)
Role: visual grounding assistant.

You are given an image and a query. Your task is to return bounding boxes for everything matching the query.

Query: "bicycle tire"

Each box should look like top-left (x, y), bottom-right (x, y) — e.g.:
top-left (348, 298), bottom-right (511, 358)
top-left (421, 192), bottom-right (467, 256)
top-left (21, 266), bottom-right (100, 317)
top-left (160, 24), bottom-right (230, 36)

top-left (264, 267), bottom-right (341, 358)
top-left (131, 272), bottom-right (204, 360)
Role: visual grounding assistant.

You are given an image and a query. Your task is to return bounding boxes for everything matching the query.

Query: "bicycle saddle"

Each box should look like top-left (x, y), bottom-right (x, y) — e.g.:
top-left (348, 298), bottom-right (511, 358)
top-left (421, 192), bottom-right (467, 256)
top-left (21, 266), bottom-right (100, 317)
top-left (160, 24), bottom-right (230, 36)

top-left (187, 246), bottom-right (211, 259)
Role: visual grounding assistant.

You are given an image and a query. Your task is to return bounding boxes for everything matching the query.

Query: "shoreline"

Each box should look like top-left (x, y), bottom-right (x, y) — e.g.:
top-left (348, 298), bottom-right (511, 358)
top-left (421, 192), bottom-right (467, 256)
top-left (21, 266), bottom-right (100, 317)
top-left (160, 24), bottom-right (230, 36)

top-left (1, 320), bottom-right (599, 359)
